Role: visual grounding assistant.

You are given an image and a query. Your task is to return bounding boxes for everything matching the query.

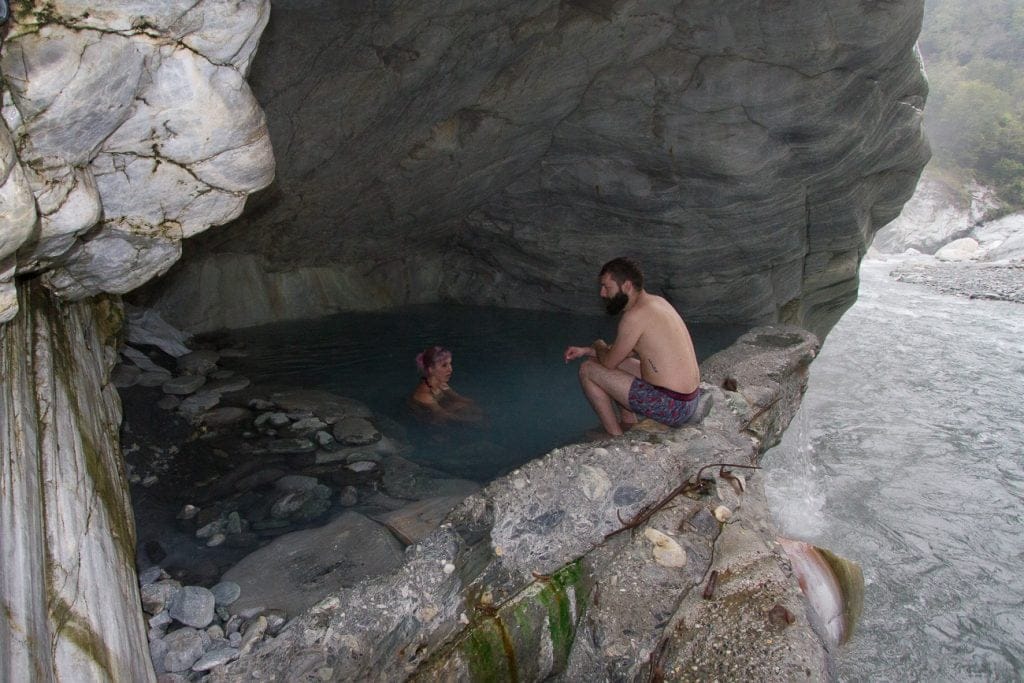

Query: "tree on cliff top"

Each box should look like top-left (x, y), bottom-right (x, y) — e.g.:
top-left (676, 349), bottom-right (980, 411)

top-left (921, 0), bottom-right (1024, 208)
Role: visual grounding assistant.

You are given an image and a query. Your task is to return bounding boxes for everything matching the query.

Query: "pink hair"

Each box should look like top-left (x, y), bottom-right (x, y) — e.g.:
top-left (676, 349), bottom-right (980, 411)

top-left (415, 346), bottom-right (451, 377)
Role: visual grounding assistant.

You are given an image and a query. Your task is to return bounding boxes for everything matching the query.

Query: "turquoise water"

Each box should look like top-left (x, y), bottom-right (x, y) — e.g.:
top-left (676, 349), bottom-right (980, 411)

top-left (227, 304), bottom-right (745, 482)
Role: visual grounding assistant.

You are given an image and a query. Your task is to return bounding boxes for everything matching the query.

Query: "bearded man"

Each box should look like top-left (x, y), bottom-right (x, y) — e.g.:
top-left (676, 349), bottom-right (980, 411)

top-left (563, 257), bottom-right (701, 435)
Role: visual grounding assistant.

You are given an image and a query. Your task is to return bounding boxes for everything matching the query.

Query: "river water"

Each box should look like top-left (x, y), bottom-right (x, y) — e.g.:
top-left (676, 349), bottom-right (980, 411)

top-left (763, 257), bottom-right (1024, 681)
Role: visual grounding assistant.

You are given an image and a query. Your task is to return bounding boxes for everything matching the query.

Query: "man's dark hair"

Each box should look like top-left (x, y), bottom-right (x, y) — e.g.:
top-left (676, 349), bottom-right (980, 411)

top-left (599, 257), bottom-right (644, 290)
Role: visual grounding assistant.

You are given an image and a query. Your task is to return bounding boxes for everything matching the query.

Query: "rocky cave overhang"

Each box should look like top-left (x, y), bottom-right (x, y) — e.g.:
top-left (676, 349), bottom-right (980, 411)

top-left (138, 0), bottom-right (929, 340)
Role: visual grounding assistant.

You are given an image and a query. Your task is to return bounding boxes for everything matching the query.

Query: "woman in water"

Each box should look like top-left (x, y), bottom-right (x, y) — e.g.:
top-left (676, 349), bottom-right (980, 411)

top-left (410, 346), bottom-right (482, 424)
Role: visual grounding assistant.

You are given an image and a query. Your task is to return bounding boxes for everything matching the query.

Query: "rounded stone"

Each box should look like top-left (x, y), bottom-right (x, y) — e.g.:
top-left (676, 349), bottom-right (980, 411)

top-left (157, 395), bottom-right (181, 411)
top-left (192, 647), bottom-right (239, 672)
top-left (210, 581), bottom-right (242, 607)
top-left (332, 416), bottom-right (380, 446)
top-left (141, 580), bottom-right (181, 615)
top-left (274, 474), bottom-right (320, 493)
top-left (200, 406), bottom-right (253, 427)
top-left (177, 349), bottom-right (220, 375)
top-left (162, 627), bottom-right (205, 672)
top-left (168, 585), bottom-right (216, 628)
top-left (338, 485), bottom-right (358, 506)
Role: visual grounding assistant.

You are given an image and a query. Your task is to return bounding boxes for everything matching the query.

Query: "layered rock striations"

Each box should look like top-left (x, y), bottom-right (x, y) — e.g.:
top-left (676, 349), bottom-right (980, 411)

top-left (0, 2), bottom-right (274, 679)
top-left (0, 284), bottom-right (151, 681)
top-left (150, 0), bottom-right (929, 337)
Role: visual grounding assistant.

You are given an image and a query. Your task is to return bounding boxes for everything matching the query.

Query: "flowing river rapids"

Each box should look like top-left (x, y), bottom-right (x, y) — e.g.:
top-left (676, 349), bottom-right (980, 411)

top-left (764, 257), bottom-right (1024, 681)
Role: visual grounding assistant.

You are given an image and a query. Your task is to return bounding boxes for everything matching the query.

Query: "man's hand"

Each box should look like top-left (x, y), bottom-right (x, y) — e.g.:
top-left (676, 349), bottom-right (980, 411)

top-left (563, 345), bottom-right (595, 363)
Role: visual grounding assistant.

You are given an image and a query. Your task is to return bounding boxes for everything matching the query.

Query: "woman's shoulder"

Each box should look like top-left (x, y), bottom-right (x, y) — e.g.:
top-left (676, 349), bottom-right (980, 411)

top-left (411, 381), bottom-right (434, 403)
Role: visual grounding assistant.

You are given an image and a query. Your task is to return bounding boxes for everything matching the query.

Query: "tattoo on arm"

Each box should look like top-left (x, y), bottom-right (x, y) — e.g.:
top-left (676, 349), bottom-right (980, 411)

top-left (648, 358), bottom-right (659, 373)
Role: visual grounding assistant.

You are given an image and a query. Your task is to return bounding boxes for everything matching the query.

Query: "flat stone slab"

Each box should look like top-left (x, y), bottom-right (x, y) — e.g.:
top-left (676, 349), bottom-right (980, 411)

top-left (380, 455), bottom-right (480, 501)
top-left (369, 495), bottom-right (467, 545)
top-left (200, 406), bottom-right (252, 427)
top-left (203, 376), bottom-right (252, 394)
top-left (332, 416), bottom-right (380, 445)
top-left (271, 389), bottom-right (374, 421)
top-left (138, 370), bottom-right (173, 387)
top-left (121, 345), bottom-right (168, 373)
top-left (163, 375), bottom-right (207, 395)
top-left (222, 511), bottom-right (405, 617)
top-left (177, 350), bottom-right (220, 375)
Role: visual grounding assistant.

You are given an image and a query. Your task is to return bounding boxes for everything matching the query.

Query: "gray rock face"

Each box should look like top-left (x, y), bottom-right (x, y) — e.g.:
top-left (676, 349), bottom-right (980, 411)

top-left (150, 0), bottom-right (928, 339)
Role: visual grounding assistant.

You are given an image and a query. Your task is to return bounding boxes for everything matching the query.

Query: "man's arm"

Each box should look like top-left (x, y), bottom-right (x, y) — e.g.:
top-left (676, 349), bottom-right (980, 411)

top-left (564, 345), bottom-right (596, 362)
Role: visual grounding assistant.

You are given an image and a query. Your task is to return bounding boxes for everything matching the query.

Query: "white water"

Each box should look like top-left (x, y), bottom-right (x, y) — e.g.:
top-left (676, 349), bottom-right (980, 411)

top-left (764, 258), bottom-right (1024, 681)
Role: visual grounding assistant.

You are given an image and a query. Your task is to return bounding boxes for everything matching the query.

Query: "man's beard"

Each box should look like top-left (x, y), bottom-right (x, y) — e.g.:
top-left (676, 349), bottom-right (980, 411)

top-left (603, 292), bottom-right (628, 315)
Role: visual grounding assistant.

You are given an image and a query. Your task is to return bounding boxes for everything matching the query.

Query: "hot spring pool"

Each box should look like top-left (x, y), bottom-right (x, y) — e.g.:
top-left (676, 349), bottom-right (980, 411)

top-left (224, 304), bottom-right (746, 482)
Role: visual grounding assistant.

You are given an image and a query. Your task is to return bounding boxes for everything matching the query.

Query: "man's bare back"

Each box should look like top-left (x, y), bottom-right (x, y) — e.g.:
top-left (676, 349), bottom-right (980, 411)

top-left (618, 291), bottom-right (700, 394)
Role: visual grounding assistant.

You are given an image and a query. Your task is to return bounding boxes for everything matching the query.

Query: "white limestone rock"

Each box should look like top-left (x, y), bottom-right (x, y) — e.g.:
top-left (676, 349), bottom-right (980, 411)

top-left (1, 28), bottom-right (149, 165)
top-left (0, 121), bottom-right (37, 262)
top-left (0, 2), bottom-right (274, 302)
top-left (0, 258), bottom-right (18, 324)
top-left (0, 123), bottom-right (36, 323)
top-left (42, 225), bottom-right (181, 300)
top-left (125, 305), bottom-right (192, 357)
top-left (935, 237), bottom-right (980, 262)
top-left (52, 0), bottom-right (271, 72)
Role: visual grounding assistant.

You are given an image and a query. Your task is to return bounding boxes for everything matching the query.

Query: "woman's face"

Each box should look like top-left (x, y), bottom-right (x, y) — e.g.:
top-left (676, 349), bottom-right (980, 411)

top-left (429, 356), bottom-right (453, 383)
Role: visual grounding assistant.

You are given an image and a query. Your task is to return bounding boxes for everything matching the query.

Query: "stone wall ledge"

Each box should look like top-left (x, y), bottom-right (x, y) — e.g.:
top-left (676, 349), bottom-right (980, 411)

top-left (212, 325), bottom-right (830, 681)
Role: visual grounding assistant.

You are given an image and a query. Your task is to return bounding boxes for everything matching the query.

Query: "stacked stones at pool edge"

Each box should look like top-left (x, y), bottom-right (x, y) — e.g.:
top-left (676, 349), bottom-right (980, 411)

top-left (139, 567), bottom-right (289, 677)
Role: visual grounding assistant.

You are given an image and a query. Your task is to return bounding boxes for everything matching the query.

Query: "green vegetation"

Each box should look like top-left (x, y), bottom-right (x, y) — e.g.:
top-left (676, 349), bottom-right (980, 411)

top-left (921, 0), bottom-right (1024, 208)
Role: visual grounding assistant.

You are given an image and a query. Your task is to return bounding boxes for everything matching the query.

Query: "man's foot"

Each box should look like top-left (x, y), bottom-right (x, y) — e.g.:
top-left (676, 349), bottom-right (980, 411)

top-left (584, 427), bottom-right (615, 441)
top-left (628, 418), bottom-right (669, 433)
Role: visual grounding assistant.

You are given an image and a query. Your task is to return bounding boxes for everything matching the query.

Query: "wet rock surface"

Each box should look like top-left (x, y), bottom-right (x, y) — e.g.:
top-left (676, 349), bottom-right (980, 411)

top-left (890, 259), bottom-right (1024, 303)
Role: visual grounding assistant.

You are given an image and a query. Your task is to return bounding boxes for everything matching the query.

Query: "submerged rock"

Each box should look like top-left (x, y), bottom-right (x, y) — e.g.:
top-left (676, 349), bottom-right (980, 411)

top-left (163, 375), bottom-right (207, 396)
top-left (222, 511), bottom-right (405, 617)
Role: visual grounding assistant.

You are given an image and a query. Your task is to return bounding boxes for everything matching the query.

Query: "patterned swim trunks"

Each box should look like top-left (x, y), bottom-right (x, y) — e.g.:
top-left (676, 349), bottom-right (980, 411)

top-left (627, 378), bottom-right (700, 427)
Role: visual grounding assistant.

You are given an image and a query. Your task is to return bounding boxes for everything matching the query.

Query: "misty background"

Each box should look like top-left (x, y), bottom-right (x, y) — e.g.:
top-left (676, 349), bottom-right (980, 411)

top-left (921, 0), bottom-right (1024, 209)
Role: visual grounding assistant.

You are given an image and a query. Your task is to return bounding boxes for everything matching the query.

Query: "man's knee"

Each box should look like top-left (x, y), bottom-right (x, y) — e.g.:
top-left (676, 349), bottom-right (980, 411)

top-left (579, 358), bottom-right (600, 382)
